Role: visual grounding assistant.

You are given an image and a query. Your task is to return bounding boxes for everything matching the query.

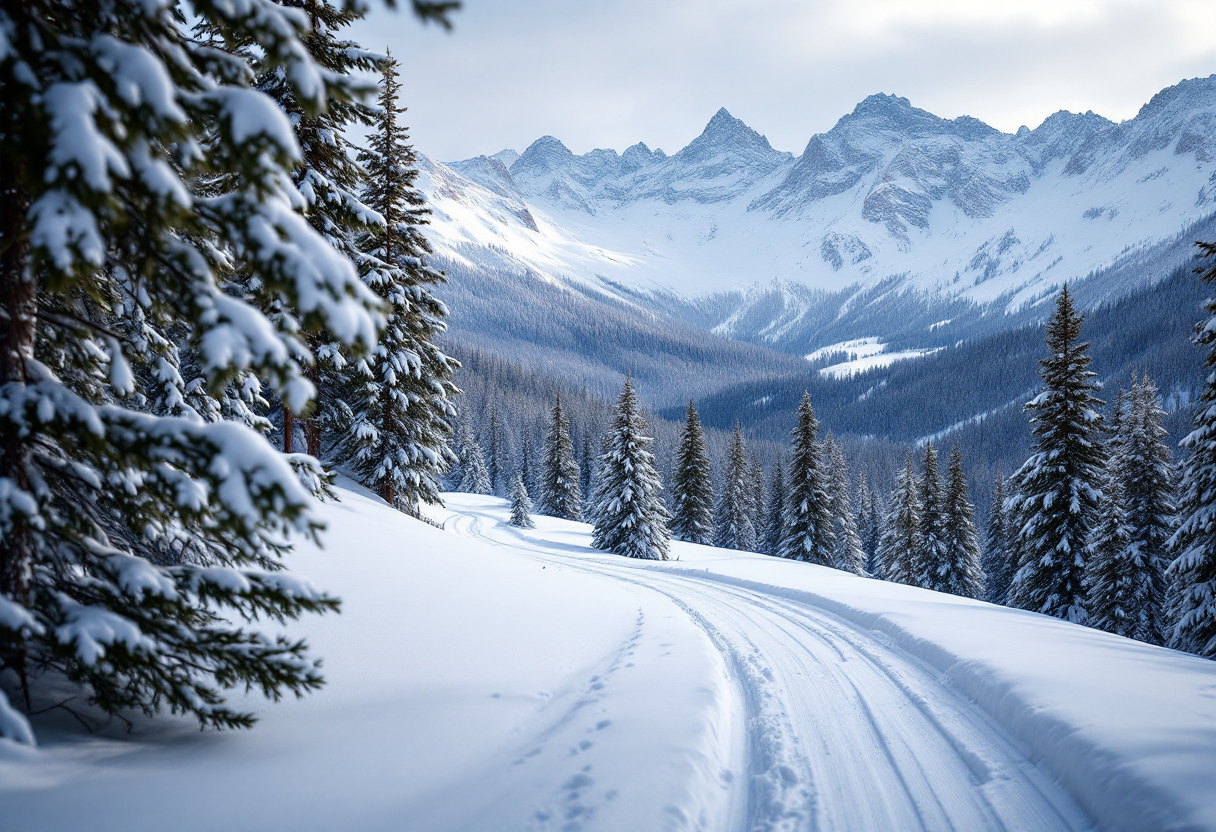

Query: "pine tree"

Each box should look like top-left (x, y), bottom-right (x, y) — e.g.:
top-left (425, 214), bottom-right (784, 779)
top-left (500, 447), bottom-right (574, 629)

top-left (519, 434), bottom-right (540, 502)
top-left (856, 472), bottom-right (876, 572)
top-left (486, 407), bottom-right (506, 496)
top-left (715, 424), bottom-right (758, 551)
top-left (780, 393), bottom-right (835, 564)
top-left (1112, 374), bottom-right (1175, 644)
top-left (940, 447), bottom-right (985, 598)
top-left (877, 452), bottom-right (922, 584)
top-left (827, 441), bottom-right (867, 574)
top-left (540, 391), bottom-right (582, 520)
top-left (579, 431), bottom-right (596, 520)
top-left (914, 443), bottom-right (950, 590)
top-left (1007, 286), bottom-right (1104, 624)
top-left (0, 0), bottom-right (399, 742)
top-left (1086, 456), bottom-right (1140, 639)
top-left (1171, 242), bottom-right (1216, 657)
top-left (456, 417), bottom-right (491, 495)
top-left (592, 378), bottom-right (670, 560)
top-left (763, 458), bottom-right (787, 556)
top-left (509, 473), bottom-right (535, 529)
top-left (251, 0), bottom-right (383, 458)
top-left (337, 52), bottom-right (457, 513)
top-left (671, 401), bottom-right (714, 545)
top-left (749, 453), bottom-right (767, 538)
top-left (983, 475), bottom-right (1014, 605)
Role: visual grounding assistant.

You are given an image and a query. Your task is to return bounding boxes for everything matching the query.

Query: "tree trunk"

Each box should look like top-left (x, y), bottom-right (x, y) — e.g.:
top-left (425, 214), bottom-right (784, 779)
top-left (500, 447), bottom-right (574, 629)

top-left (283, 408), bottom-right (294, 453)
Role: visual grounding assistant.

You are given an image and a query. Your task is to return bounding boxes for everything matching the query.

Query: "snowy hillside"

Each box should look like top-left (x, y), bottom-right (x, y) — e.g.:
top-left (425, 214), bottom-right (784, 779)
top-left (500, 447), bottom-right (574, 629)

top-left (418, 75), bottom-right (1216, 327)
top-left (6, 482), bottom-right (1214, 832)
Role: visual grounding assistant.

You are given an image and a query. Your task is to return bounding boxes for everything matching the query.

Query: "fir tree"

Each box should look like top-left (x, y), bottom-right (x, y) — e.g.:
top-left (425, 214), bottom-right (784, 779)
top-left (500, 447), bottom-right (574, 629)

top-left (780, 393), bottom-right (835, 564)
top-left (671, 401), bottom-right (714, 545)
top-left (251, 0), bottom-right (383, 457)
top-left (1007, 286), bottom-right (1104, 624)
top-left (914, 443), bottom-right (950, 590)
top-left (592, 378), bottom-right (670, 560)
top-left (940, 447), bottom-right (985, 598)
top-left (877, 452), bottom-right (921, 584)
top-left (1171, 242), bottom-right (1216, 657)
top-left (856, 472), bottom-right (876, 572)
top-left (749, 452), bottom-right (767, 539)
top-left (509, 473), bottom-right (535, 529)
top-left (579, 431), bottom-right (597, 521)
top-left (1112, 374), bottom-right (1175, 644)
top-left (486, 407), bottom-right (506, 496)
top-left (983, 475), bottom-right (1014, 605)
top-left (337, 52), bottom-right (457, 513)
top-left (519, 434), bottom-right (539, 502)
top-left (827, 441), bottom-right (867, 574)
top-left (456, 417), bottom-right (491, 495)
top-left (763, 458), bottom-right (787, 556)
top-left (1086, 456), bottom-right (1140, 639)
top-left (0, 0), bottom-right (395, 742)
top-left (715, 424), bottom-right (758, 552)
top-left (540, 391), bottom-right (582, 520)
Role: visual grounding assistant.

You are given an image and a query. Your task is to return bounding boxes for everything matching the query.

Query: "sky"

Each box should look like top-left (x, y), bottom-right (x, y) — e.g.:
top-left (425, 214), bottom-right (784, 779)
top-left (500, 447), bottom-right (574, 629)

top-left (350, 0), bottom-right (1216, 163)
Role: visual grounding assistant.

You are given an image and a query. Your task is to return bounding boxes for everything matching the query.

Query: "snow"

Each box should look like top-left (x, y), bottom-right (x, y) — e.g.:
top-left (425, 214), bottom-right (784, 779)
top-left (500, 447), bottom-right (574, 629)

top-left (804, 338), bottom-right (943, 378)
top-left (3, 481), bottom-right (1215, 832)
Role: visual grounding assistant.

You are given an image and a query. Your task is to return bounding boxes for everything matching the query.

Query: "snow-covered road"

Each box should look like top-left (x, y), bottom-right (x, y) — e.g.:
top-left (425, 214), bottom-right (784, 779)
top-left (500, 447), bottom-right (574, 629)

top-left (4, 484), bottom-right (1214, 832)
top-left (443, 499), bottom-right (1091, 832)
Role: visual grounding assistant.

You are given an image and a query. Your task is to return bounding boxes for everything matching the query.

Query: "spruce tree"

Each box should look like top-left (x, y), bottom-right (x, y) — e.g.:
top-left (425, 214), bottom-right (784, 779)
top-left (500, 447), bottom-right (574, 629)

top-left (1007, 286), bottom-right (1104, 624)
top-left (251, 0), bottom-right (383, 457)
top-left (486, 407), bottom-right (506, 496)
top-left (337, 52), bottom-right (457, 512)
top-left (763, 458), bottom-right (787, 556)
top-left (914, 443), bottom-right (950, 590)
top-left (456, 417), bottom-right (491, 495)
top-left (579, 432), bottom-right (597, 520)
top-left (0, 0), bottom-right (396, 742)
top-left (509, 473), bottom-right (535, 529)
top-left (671, 401), bottom-right (714, 545)
top-left (540, 391), bottom-right (582, 520)
top-left (519, 435), bottom-right (539, 502)
top-left (983, 475), bottom-right (1014, 605)
top-left (780, 393), bottom-right (835, 564)
top-left (592, 378), bottom-right (670, 560)
top-left (715, 424), bottom-right (758, 551)
top-left (877, 452), bottom-right (921, 584)
top-left (1113, 374), bottom-right (1175, 644)
top-left (856, 472), bottom-right (876, 572)
top-left (1171, 242), bottom-right (1216, 657)
top-left (749, 453), bottom-right (767, 537)
top-left (827, 441), bottom-right (867, 574)
top-left (1086, 456), bottom-right (1140, 639)
top-left (940, 447), bottom-right (985, 598)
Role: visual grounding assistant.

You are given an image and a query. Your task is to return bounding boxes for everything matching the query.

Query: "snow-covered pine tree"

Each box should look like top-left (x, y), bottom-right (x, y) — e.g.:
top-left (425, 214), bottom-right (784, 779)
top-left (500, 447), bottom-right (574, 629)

top-left (1110, 374), bottom-right (1175, 644)
top-left (763, 458), bottom-right (787, 556)
top-left (1007, 286), bottom-right (1104, 624)
top-left (914, 443), bottom-right (950, 590)
top-left (540, 391), bottom-right (582, 520)
top-left (251, 0), bottom-right (383, 457)
top-left (856, 472), bottom-right (875, 572)
top-left (827, 441), bottom-right (867, 574)
top-left (749, 452), bottom-right (767, 540)
top-left (337, 51), bottom-right (457, 513)
top-left (456, 417), bottom-right (491, 495)
top-left (671, 401), bottom-right (714, 545)
top-left (509, 473), bottom-right (535, 529)
top-left (983, 475), bottom-right (1014, 605)
top-left (1171, 242), bottom-right (1216, 657)
top-left (0, 0), bottom-right (391, 742)
top-left (1086, 454), bottom-right (1140, 639)
top-left (877, 452), bottom-right (921, 584)
top-left (780, 393), bottom-right (835, 563)
top-left (519, 434), bottom-right (539, 502)
top-left (866, 487), bottom-right (884, 575)
top-left (591, 378), bottom-right (670, 560)
top-left (715, 424), bottom-right (758, 551)
top-left (940, 447), bottom-right (985, 598)
top-left (579, 432), bottom-right (596, 520)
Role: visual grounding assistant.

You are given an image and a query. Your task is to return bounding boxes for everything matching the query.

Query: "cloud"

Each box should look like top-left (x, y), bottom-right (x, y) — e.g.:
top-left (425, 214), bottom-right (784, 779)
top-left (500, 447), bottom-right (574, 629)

top-left (350, 0), bottom-right (1216, 160)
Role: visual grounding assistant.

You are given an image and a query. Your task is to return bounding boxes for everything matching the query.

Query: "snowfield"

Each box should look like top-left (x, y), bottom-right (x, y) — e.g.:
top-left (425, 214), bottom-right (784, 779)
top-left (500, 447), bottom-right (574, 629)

top-left (3, 481), bottom-right (1215, 832)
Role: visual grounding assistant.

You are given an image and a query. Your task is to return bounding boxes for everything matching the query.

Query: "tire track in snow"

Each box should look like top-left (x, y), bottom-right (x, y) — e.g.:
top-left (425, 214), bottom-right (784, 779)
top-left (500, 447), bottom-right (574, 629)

top-left (444, 504), bottom-right (1095, 832)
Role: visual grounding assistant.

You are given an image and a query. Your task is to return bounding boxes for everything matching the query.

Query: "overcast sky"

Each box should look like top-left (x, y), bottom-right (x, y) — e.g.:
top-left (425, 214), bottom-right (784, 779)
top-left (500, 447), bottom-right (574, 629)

top-left (349, 0), bottom-right (1216, 162)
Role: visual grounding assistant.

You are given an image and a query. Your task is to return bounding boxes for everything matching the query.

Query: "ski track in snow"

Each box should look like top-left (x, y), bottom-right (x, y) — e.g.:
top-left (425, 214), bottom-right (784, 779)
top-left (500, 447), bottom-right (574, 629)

top-left (443, 502), bottom-right (1094, 832)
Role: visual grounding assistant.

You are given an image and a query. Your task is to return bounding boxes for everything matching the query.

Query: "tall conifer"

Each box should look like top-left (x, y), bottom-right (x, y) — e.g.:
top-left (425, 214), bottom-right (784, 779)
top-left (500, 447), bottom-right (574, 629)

top-left (983, 475), bottom-right (1014, 605)
top-left (914, 443), bottom-right (949, 590)
top-left (671, 402), bottom-right (714, 545)
top-left (338, 52), bottom-right (457, 512)
top-left (828, 441), bottom-right (867, 574)
top-left (592, 378), bottom-right (670, 560)
top-left (940, 447), bottom-right (985, 598)
top-left (1007, 286), bottom-right (1104, 623)
top-left (763, 459), bottom-right (787, 556)
top-left (715, 424), bottom-right (758, 551)
top-left (780, 393), bottom-right (835, 564)
top-left (540, 391), bottom-right (582, 520)
top-left (878, 453), bottom-right (922, 584)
